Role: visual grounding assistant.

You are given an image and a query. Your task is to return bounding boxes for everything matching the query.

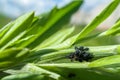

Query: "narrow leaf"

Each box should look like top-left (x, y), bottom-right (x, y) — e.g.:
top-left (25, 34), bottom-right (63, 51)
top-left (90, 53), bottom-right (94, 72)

top-left (0, 11), bottom-right (34, 47)
top-left (76, 0), bottom-right (120, 43)
top-left (16, 1), bottom-right (83, 48)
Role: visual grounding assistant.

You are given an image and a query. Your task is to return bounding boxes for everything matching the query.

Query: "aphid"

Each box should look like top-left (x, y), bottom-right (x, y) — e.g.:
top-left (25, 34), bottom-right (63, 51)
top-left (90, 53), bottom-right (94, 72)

top-left (68, 73), bottom-right (76, 78)
top-left (67, 46), bottom-right (93, 62)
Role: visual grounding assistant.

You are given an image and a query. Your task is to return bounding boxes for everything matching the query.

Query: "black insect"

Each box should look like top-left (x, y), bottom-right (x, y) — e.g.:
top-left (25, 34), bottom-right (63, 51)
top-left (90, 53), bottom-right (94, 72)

top-left (67, 46), bottom-right (93, 62)
top-left (68, 73), bottom-right (76, 78)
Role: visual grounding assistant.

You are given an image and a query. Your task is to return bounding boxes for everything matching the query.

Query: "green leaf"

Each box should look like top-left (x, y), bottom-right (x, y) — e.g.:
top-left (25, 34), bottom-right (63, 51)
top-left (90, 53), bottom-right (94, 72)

top-left (75, 0), bottom-right (120, 43)
top-left (37, 34), bottom-right (78, 50)
top-left (0, 21), bottom-right (14, 39)
top-left (33, 26), bottom-right (75, 50)
top-left (16, 1), bottom-right (83, 49)
top-left (21, 63), bottom-right (63, 80)
top-left (32, 45), bottom-right (119, 64)
top-left (0, 48), bottom-right (29, 70)
top-left (1, 73), bottom-right (53, 80)
top-left (12, 35), bottom-right (35, 46)
top-left (36, 49), bottom-right (73, 63)
top-left (37, 63), bottom-right (120, 80)
top-left (0, 11), bottom-right (34, 48)
top-left (0, 31), bottom-right (27, 50)
top-left (99, 20), bottom-right (120, 36)
top-left (89, 55), bottom-right (120, 67)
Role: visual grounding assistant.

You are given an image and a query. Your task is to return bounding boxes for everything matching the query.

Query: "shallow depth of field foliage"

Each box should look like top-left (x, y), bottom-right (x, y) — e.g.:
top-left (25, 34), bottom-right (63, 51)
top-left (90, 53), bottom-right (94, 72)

top-left (0, 0), bottom-right (120, 80)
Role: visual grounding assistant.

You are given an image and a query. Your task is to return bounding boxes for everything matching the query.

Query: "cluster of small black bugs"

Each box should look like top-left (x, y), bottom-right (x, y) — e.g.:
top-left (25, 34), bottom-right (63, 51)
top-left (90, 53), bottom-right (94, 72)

top-left (67, 46), bottom-right (93, 62)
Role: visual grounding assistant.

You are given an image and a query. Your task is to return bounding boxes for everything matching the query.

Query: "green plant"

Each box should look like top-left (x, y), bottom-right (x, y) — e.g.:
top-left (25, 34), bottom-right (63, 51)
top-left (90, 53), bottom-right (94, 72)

top-left (0, 0), bottom-right (120, 80)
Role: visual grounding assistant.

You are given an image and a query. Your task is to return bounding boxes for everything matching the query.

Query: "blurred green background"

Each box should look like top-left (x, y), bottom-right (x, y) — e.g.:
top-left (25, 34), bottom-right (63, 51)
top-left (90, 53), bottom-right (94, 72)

top-left (0, 13), bottom-right (11, 28)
